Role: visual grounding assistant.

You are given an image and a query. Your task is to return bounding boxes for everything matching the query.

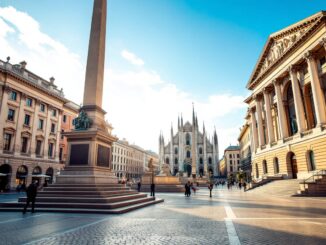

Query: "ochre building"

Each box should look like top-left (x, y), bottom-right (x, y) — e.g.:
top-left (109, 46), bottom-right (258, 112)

top-left (0, 59), bottom-right (78, 191)
top-left (245, 11), bottom-right (326, 180)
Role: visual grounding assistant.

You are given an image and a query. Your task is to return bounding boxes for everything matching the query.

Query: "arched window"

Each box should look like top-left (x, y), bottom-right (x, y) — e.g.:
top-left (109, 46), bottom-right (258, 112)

top-left (174, 158), bottom-right (178, 165)
top-left (165, 157), bottom-right (170, 164)
top-left (286, 83), bottom-right (297, 136)
top-left (262, 160), bottom-right (268, 174)
top-left (174, 147), bottom-right (178, 154)
top-left (186, 151), bottom-right (191, 158)
top-left (199, 157), bottom-right (203, 164)
top-left (208, 157), bottom-right (212, 164)
top-left (199, 147), bottom-right (203, 154)
top-left (255, 163), bottom-right (259, 178)
top-left (274, 157), bottom-right (279, 174)
top-left (186, 133), bottom-right (191, 145)
top-left (307, 150), bottom-right (316, 171)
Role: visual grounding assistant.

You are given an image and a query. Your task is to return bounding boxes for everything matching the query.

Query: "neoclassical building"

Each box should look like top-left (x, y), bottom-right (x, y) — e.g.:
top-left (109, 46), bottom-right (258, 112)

top-left (111, 139), bottom-right (159, 180)
top-left (0, 58), bottom-right (78, 191)
top-left (159, 108), bottom-right (219, 177)
top-left (245, 11), bottom-right (326, 180)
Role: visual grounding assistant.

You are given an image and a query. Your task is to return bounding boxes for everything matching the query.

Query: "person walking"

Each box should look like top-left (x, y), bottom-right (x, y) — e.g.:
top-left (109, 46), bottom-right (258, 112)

top-left (23, 180), bottom-right (38, 214)
top-left (243, 182), bottom-right (247, 192)
top-left (208, 183), bottom-right (213, 198)
top-left (137, 180), bottom-right (141, 192)
top-left (150, 183), bottom-right (155, 197)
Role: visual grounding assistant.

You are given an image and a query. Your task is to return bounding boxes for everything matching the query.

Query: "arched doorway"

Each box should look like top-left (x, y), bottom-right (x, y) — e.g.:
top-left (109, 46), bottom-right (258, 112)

top-left (45, 167), bottom-right (54, 184)
top-left (32, 166), bottom-right (42, 185)
top-left (0, 164), bottom-right (12, 192)
top-left (286, 152), bottom-right (298, 179)
top-left (199, 168), bottom-right (204, 177)
top-left (16, 165), bottom-right (28, 187)
top-left (186, 164), bottom-right (192, 177)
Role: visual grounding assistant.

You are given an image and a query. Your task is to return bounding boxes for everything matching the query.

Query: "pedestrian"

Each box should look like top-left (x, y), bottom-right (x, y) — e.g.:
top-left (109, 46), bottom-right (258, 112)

top-left (150, 183), bottom-right (155, 197)
top-left (23, 180), bottom-right (38, 214)
top-left (238, 182), bottom-right (242, 190)
top-left (208, 183), bottom-right (213, 198)
top-left (137, 181), bottom-right (141, 192)
top-left (243, 182), bottom-right (247, 192)
top-left (185, 181), bottom-right (191, 197)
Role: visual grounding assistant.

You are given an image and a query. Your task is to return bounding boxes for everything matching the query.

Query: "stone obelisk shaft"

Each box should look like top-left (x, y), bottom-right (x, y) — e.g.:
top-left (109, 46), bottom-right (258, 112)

top-left (83, 0), bottom-right (107, 108)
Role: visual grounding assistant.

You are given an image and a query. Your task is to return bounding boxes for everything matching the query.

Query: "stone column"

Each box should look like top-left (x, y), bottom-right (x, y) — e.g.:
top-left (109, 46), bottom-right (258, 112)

top-left (255, 95), bottom-right (265, 147)
top-left (250, 108), bottom-right (259, 152)
top-left (274, 80), bottom-right (289, 139)
top-left (30, 102), bottom-right (40, 158)
top-left (263, 88), bottom-right (275, 144)
top-left (289, 65), bottom-right (307, 133)
top-left (0, 86), bottom-right (10, 153)
top-left (305, 51), bottom-right (326, 126)
top-left (14, 93), bottom-right (26, 155)
top-left (43, 106), bottom-right (52, 159)
top-left (55, 110), bottom-right (62, 161)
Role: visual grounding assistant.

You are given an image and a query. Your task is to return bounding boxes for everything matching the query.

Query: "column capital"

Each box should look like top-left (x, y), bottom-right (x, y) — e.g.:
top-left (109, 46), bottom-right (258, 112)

top-left (288, 64), bottom-right (301, 73)
top-left (272, 79), bottom-right (283, 87)
top-left (253, 93), bottom-right (263, 101)
top-left (320, 37), bottom-right (326, 50)
top-left (303, 51), bottom-right (316, 62)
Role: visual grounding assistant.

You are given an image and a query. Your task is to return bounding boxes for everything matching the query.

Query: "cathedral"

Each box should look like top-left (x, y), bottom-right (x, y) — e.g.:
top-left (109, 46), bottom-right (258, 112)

top-left (159, 107), bottom-right (219, 177)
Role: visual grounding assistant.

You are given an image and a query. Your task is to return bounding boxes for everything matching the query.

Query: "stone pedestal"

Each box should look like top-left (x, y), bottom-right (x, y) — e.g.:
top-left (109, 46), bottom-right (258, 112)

top-left (58, 129), bottom-right (118, 184)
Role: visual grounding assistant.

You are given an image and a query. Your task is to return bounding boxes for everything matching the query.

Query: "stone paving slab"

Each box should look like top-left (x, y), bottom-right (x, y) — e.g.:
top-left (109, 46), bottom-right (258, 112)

top-left (0, 188), bottom-right (325, 245)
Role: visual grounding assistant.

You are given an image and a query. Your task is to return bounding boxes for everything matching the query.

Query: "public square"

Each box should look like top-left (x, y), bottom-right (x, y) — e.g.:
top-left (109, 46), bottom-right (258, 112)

top-left (0, 187), bottom-right (325, 245)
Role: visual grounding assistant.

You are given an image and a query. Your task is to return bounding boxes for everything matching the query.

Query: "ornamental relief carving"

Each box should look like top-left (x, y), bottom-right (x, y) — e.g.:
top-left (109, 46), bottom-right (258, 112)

top-left (258, 26), bottom-right (311, 77)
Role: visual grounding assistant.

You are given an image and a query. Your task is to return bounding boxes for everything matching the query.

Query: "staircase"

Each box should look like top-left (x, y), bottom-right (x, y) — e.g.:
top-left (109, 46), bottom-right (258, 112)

top-left (246, 179), bottom-right (301, 197)
top-left (0, 183), bottom-right (163, 214)
top-left (297, 170), bottom-right (326, 196)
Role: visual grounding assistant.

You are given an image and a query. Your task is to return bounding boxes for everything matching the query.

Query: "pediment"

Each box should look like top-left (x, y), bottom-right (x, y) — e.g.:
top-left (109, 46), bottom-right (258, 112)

top-left (247, 11), bottom-right (325, 89)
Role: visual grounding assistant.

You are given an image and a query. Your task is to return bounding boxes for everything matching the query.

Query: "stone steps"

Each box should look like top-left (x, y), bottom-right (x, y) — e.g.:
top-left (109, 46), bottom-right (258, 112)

top-left (0, 183), bottom-right (164, 214)
top-left (18, 193), bottom-right (147, 204)
top-left (246, 179), bottom-right (301, 196)
top-left (0, 199), bottom-right (164, 214)
top-left (297, 174), bottom-right (326, 196)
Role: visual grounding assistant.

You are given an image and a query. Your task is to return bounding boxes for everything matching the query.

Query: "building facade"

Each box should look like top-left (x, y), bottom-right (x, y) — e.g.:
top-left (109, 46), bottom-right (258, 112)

top-left (219, 157), bottom-right (226, 177)
top-left (223, 146), bottom-right (240, 177)
top-left (238, 123), bottom-right (252, 181)
top-left (159, 108), bottom-right (219, 177)
top-left (0, 58), bottom-right (77, 191)
top-left (245, 11), bottom-right (326, 180)
top-left (111, 139), bottom-right (159, 180)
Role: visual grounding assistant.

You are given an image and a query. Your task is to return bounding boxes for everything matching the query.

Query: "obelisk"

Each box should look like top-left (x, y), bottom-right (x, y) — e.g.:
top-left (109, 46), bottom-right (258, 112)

top-left (58, 0), bottom-right (118, 184)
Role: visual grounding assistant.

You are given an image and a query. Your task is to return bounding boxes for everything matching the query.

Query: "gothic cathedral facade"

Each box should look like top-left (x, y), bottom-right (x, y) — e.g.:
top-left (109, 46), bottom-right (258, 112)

top-left (159, 108), bottom-right (219, 177)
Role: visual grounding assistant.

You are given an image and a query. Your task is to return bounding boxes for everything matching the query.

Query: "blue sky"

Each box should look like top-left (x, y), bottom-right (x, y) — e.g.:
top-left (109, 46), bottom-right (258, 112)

top-left (0, 0), bottom-right (325, 152)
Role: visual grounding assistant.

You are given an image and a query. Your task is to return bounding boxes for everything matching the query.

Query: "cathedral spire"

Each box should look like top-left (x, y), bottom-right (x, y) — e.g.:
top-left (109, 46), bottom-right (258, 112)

top-left (181, 113), bottom-right (183, 128)
top-left (203, 122), bottom-right (206, 135)
top-left (178, 115), bottom-right (180, 130)
top-left (192, 102), bottom-right (195, 127)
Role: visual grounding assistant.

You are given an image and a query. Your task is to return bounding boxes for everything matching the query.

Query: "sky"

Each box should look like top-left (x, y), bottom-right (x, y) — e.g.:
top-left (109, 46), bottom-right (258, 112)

top-left (0, 0), bottom-right (325, 154)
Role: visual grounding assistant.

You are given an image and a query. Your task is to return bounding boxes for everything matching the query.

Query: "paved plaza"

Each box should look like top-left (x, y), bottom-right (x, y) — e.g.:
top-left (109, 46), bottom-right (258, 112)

top-left (0, 187), bottom-right (325, 245)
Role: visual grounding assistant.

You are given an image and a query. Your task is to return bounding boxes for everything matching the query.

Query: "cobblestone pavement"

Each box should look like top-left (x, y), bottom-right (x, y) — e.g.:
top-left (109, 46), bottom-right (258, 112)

top-left (0, 187), bottom-right (325, 245)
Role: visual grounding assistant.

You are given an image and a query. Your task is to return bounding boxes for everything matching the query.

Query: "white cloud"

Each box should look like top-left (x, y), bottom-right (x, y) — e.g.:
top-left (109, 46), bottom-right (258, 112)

top-left (121, 49), bottom-right (145, 66)
top-left (0, 6), bottom-right (247, 155)
top-left (0, 6), bottom-right (84, 105)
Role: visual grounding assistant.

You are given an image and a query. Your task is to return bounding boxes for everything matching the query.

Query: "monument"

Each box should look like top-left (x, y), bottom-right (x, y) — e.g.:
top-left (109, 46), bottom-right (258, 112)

top-left (57, 0), bottom-right (118, 184)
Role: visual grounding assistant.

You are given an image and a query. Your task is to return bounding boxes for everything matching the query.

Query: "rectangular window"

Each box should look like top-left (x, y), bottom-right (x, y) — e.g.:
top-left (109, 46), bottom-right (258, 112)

top-left (40, 104), bottom-right (45, 112)
top-left (59, 147), bottom-right (63, 161)
top-left (7, 109), bottom-right (15, 121)
top-left (61, 129), bottom-right (64, 140)
top-left (38, 119), bottom-right (44, 130)
top-left (35, 140), bottom-right (42, 155)
top-left (10, 91), bottom-right (17, 101)
top-left (24, 114), bottom-right (30, 126)
top-left (229, 154), bottom-right (232, 158)
top-left (21, 137), bottom-right (28, 153)
top-left (4, 133), bottom-right (12, 151)
top-left (63, 115), bottom-right (67, 123)
top-left (51, 123), bottom-right (56, 133)
top-left (230, 166), bottom-right (233, 172)
top-left (48, 143), bottom-right (54, 157)
top-left (26, 98), bottom-right (33, 107)
top-left (52, 109), bottom-right (57, 117)
top-left (237, 154), bottom-right (240, 158)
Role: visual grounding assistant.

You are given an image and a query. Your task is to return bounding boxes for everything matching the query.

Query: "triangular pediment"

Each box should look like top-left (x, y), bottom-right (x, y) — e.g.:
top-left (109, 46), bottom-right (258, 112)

top-left (247, 11), bottom-right (325, 89)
